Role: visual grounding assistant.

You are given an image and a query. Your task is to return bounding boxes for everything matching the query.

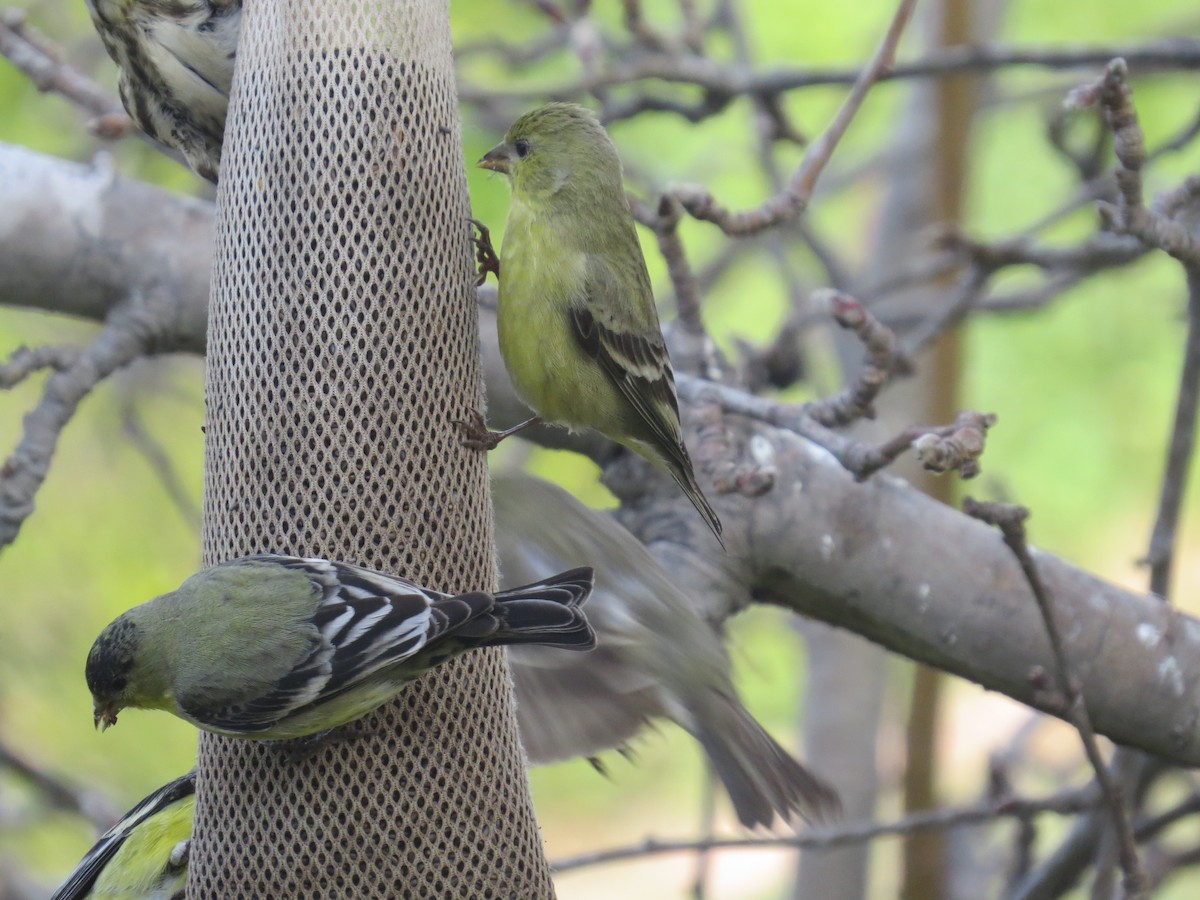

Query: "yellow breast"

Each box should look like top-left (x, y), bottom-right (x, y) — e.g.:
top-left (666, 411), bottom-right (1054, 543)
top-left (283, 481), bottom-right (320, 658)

top-left (498, 202), bottom-right (597, 427)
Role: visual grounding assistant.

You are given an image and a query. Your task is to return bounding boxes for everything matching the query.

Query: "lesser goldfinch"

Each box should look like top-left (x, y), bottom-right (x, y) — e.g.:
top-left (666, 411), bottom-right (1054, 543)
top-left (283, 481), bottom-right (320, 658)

top-left (86, 0), bottom-right (240, 182)
top-left (52, 771), bottom-right (195, 900)
top-left (471, 103), bottom-right (723, 543)
top-left (86, 555), bottom-right (594, 739)
top-left (494, 475), bottom-right (838, 827)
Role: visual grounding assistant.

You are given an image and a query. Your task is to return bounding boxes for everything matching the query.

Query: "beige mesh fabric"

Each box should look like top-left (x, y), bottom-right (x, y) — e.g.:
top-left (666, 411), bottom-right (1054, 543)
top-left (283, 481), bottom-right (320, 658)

top-left (192, 0), bottom-right (555, 895)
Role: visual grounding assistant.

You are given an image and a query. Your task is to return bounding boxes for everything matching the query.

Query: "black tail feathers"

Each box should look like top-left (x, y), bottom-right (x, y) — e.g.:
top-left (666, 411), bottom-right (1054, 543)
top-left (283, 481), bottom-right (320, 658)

top-left (480, 567), bottom-right (596, 650)
top-left (663, 462), bottom-right (724, 548)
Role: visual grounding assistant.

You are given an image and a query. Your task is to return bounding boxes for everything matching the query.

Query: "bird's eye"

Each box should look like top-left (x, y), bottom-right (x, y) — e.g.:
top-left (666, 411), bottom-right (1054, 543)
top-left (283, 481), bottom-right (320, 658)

top-left (111, 676), bottom-right (128, 692)
top-left (514, 139), bottom-right (531, 158)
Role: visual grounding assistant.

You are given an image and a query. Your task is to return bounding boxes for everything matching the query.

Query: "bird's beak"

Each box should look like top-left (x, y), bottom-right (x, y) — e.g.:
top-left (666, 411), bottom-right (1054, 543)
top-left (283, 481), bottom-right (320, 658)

top-left (478, 143), bottom-right (512, 175)
top-left (94, 703), bottom-right (118, 732)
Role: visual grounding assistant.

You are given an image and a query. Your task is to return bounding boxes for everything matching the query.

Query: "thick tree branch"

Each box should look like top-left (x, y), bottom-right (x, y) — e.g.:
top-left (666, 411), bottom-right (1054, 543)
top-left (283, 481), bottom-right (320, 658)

top-left (0, 144), bottom-right (213, 550)
top-left (0, 144), bottom-right (211, 345)
top-left (5, 144), bottom-right (1200, 766)
top-left (742, 430), bottom-right (1200, 766)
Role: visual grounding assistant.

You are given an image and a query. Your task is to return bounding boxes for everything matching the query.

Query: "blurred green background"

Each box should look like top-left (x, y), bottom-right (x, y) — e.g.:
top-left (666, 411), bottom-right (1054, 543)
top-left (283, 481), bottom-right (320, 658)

top-left (2, 0), bottom-right (1200, 897)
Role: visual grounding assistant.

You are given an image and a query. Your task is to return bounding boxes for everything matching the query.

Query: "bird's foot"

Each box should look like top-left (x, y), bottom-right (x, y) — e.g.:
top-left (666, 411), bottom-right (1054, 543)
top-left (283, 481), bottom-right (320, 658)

top-left (451, 408), bottom-right (504, 451)
top-left (454, 410), bottom-right (542, 451)
top-left (469, 217), bottom-right (501, 286)
top-left (454, 409), bottom-right (507, 451)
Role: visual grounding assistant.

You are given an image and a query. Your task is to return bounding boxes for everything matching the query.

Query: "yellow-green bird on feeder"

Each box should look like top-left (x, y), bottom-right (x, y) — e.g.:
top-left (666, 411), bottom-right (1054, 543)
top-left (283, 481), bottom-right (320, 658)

top-left (51, 771), bottom-right (195, 900)
top-left (467, 103), bottom-right (723, 544)
top-left (86, 555), bottom-right (595, 740)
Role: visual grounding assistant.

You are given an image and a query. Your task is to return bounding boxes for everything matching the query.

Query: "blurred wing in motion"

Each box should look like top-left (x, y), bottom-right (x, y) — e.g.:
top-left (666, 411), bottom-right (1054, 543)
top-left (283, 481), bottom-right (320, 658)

top-left (495, 474), bottom-right (839, 827)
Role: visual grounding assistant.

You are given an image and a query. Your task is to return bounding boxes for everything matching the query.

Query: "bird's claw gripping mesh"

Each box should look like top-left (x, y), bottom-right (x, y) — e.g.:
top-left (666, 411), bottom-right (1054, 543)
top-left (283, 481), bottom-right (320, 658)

top-left (194, 0), bottom-right (555, 895)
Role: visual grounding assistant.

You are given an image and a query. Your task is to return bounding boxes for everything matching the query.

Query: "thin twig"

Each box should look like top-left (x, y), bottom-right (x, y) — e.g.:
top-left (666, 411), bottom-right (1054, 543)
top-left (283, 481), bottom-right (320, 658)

top-left (551, 787), bottom-right (1098, 873)
top-left (1065, 61), bottom-right (1200, 595)
top-left (621, 0), bottom-right (676, 52)
top-left (688, 768), bottom-right (718, 900)
top-left (963, 500), bottom-right (1148, 899)
top-left (0, 741), bottom-right (117, 828)
top-left (678, 372), bottom-right (995, 481)
top-left (0, 9), bottom-right (128, 127)
top-left (1056, 59), bottom-right (1200, 897)
top-left (119, 390), bottom-right (203, 530)
top-left (791, 0), bottom-right (917, 203)
top-left (455, 30), bottom-right (571, 68)
top-left (458, 40), bottom-right (1200, 110)
top-left (656, 204), bottom-right (703, 336)
top-left (667, 289), bottom-right (995, 480)
top-left (1143, 273), bottom-right (1200, 596)
top-left (0, 304), bottom-right (160, 551)
top-left (660, 0), bottom-right (918, 236)
top-left (852, 89), bottom-right (1200, 337)
top-left (887, 229), bottom-right (1144, 356)
top-left (1068, 59), bottom-right (1200, 269)
top-left (805, 290), bottom-right (899, 426)
top-left (0, 345), bottom-right (81, 388)
top-left (1133, 790), bottom-right (1200, 843)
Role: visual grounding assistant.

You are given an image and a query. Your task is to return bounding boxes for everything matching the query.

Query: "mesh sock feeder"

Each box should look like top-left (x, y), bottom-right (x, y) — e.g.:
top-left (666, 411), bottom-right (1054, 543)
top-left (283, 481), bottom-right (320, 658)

top-left (191, 0), bottom-right (556, 894)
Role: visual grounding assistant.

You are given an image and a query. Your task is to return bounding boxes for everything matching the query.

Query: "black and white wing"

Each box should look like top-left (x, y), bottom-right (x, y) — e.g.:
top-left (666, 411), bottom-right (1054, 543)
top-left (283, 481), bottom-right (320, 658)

top-left (51, 772), bottom-right (196, 900)
top-left (568, 255), bottom-right (685, 462)
top-left (182, 556), bottom-right (490, 734)
top-left (569, 255), bottom-right (722, 540)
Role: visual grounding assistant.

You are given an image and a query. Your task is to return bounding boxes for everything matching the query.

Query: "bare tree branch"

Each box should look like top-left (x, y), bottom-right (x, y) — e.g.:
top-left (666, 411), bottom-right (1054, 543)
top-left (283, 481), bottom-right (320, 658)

top-left (650, 0), bottom-right (917, 237)
top-left (8, 7), bottom-right (1200, 885)
top-left (1068, 59), bottom-right (1200, 270)
top-left (0, 740), bottom-right (118, 828)
top-left (964, 500), bottom-right (1148, 899)
top-left (0, 144), bottom-right (212, 550)
top-left (804, 290), bottom-right (898, 426)
top-left (0, 9), bottom-right (126, 125)
top-left (6, 145), bottom-right (1200, 768)
top-left (0, 345), bottom-right (81, 387)
top-left (458, 40), bottom-right (1200, 110)
top-left (0, 304), bottom-right (165, 549)
top-left (118, 380), bottom-right (203, 530)
top-left (551, 787), bottom-right (1099, 873)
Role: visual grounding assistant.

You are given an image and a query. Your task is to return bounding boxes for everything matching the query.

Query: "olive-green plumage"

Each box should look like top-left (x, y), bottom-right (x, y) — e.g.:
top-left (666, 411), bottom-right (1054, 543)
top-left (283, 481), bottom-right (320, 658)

top-left (52, 772), bottom-right (195, 900)
top-left (85, 555), bottom-right (594, 740)
top-left (480, 103), bottom-right (723, 542)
